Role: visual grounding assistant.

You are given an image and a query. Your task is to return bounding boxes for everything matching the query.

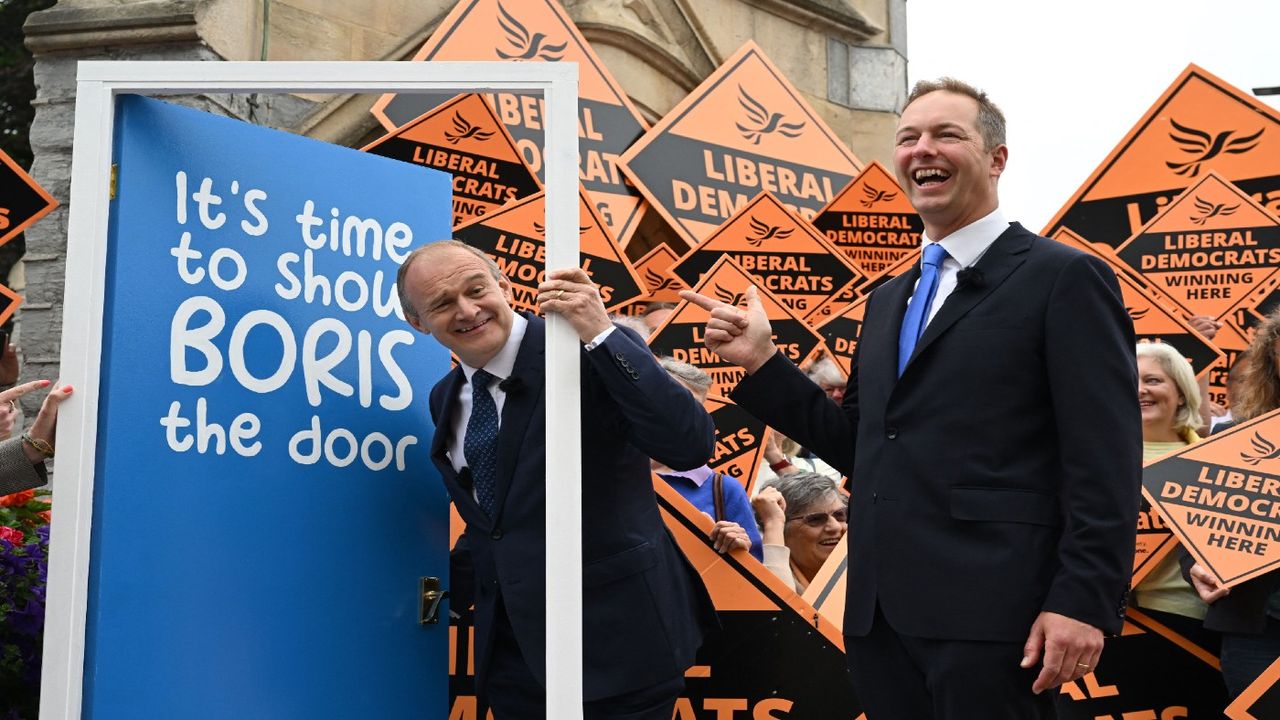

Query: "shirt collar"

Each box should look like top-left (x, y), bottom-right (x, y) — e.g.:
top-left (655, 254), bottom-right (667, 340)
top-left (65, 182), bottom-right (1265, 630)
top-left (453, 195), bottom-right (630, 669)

top-left (923, 207), bottom-right (1008, 269)
top-left (660, 465), bottom-right (715, 487)
top-left (460, 311), bottom-right (528, 385)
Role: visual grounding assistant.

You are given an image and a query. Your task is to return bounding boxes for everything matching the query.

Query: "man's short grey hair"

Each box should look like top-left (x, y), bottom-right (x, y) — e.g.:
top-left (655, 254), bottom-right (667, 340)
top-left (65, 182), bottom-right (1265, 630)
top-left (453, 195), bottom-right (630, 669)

top-left (805, 356), bottom-right (847, 388)
top-left (611, 314), bottom-right (651, 338)
top-left (396, 240), bottom-right (501, 321)
top-left (764, 471), bottom-right (843, 516)
top-left (658, 356), bottom-right (712, 395)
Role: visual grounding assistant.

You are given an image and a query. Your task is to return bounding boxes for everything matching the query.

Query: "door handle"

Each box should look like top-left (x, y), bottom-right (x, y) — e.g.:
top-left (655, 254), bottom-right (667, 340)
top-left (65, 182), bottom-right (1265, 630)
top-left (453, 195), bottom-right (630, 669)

top-left (419, 576), bottom-right (449, 625)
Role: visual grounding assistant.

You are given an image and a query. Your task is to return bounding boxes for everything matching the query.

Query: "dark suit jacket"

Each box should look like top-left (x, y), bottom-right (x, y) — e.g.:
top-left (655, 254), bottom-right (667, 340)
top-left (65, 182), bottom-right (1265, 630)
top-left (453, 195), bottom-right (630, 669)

top-left (734, 223), bottom-right (1142, 642)
top-left (429, 314), bottom-right (718, 700)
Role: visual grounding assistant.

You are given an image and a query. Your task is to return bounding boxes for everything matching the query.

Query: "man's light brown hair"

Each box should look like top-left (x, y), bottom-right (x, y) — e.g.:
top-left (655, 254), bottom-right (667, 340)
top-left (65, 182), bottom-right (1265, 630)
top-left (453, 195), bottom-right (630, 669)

top-left (905, 77), bottom-right (1006, 151)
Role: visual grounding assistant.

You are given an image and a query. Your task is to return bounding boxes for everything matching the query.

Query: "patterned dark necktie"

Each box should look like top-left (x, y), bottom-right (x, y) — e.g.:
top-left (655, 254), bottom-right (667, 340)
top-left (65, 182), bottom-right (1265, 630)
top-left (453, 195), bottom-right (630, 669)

top-left (898, 243), bottom-right (949, 377)
top-left (464, 369), bottom-right (499, 516)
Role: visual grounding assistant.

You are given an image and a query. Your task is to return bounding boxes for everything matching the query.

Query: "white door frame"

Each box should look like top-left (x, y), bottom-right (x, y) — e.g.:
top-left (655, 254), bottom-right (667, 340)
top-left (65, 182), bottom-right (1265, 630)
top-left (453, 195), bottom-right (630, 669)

top-left (43, 60), bottom-right (583, 719)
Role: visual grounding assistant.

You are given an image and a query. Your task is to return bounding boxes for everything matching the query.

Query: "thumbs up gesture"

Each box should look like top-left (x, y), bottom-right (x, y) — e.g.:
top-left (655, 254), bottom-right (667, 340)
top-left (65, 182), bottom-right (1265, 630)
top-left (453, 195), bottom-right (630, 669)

top-left (679, 285), bottom-right (777, 374)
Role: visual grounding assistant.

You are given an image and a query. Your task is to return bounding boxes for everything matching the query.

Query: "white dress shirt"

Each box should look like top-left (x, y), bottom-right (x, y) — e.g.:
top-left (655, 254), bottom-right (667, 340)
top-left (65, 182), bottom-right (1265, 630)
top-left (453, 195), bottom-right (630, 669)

top-left (918, 208), bottom-right (1010, 326)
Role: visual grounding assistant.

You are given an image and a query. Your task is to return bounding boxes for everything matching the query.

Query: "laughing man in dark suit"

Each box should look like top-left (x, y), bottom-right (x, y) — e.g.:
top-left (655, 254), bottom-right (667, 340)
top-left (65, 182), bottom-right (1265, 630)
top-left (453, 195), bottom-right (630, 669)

top-left (398, 240), bottom-right (717, 720)
top-left (682, 79), bottom-right (1142, 718)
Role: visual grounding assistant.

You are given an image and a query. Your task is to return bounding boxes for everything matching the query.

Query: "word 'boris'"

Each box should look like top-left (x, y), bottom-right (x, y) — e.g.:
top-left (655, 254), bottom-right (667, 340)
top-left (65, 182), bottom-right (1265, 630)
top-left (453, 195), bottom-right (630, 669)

top-left (170, 296), bottom-right (414, 411)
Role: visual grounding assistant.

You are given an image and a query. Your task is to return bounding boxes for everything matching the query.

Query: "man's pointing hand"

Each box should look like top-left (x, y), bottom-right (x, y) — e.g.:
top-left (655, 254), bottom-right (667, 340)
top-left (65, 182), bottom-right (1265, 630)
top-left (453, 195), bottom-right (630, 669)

top-left (679, 285), bottom-right (777, 374)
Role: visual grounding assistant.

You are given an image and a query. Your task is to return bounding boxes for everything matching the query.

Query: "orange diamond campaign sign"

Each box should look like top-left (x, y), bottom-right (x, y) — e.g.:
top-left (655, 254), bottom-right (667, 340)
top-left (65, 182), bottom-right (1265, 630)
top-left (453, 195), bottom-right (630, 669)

top-left (451, 187), bottom-right (644, 312)
top-left (651, 481), bottom-right (862, 715)
top-left (371, 0), bottom-right (651, 246)
top-left (1115, 171), bottom-right (1280, 321)
top-left (648, 256), bottom-right (822, 397)
top-left (1053, 228), bottom-right (1223, 378)
top-left (619, 41), bottom-right (861, 247)
top-left (811, 160), bottom-right (923, 275)
top-left (632, 243), bottom-right (689, 305)
top-left (1131, 489), bottom-right (1181, 586)
top-left (362, 93), bottom-right (541, 227)
top-left (0, 148), bottom-right (57, 247)
top-left (1143, 408), bottom-right (1280, 588)
top-left (670, 192), bottom-right (865, 322)
top-left (1045, 64), bottom-right (1280, 247)
top-left (814, 294), bottom-right (870, 378)
top-left (702, 395), bottom-right (767, 496)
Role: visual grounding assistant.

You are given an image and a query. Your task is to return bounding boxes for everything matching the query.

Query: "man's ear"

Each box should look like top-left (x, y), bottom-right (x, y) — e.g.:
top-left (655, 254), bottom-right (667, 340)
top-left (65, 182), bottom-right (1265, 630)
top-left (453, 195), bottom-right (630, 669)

top-left (406, 313), bottom-right (429, 335)
top-left (499, 274), bottom-right (514, 304)
top-left (990, 144), bottom-right (1009, 180)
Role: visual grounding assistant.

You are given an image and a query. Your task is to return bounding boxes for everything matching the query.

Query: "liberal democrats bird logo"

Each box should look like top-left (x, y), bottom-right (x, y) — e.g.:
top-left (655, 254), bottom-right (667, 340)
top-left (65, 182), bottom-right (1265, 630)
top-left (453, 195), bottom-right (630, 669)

top-left (1166, 119), bottom-right (1264, 178)
top-left (495, 2), bottom-right (568, 61)
top-left (1127, 307), bottom-right (1150, 321)
top-left (1242, 432), bottom-right (1280, 466)
top-left (1189, 196), bottom-right (1240, 226)
top-left (735, 86), bottom-right (805, 145)
top-left (444, 111), bottom-right (495, 145)
top-left (644, 268), bottom-right (677, 292)
top-left (712, 284), bottom-right (746, 307)
top-left (861, 183), bottom-right (898, 208)
top-left (531, 221), bottom-right (591, 236)
top-left (746, 216), bottom-right (795, 247)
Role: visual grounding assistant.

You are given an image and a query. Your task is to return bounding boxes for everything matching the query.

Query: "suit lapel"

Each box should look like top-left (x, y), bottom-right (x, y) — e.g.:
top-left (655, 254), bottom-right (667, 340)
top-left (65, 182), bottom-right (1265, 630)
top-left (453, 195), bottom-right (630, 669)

top-left (905, 224), bottom-right (1034, 370)
top-left (430, 367), bottom-right (465, 476)
top-left (492, 313), bottom-right (546, 518)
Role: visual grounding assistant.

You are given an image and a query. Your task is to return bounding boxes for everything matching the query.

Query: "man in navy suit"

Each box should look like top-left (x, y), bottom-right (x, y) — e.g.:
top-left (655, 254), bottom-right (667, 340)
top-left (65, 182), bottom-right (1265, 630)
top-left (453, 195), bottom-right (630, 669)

top-left (683, 79), bottom-right (1142, 717)
top-left (398, 240), bottom-right (717, 719)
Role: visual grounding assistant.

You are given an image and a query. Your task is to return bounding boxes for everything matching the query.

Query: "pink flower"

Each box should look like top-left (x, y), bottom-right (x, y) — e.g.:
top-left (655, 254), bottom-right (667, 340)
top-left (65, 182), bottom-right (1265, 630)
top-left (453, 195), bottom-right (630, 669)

top-left (0, 526), bottom-right (24, 544)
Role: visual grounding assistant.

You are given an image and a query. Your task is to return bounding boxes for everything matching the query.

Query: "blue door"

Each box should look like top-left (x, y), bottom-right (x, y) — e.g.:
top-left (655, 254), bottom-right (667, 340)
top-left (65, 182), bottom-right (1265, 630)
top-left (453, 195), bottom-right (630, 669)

top-left (82, 95), bottom-right (454, 718)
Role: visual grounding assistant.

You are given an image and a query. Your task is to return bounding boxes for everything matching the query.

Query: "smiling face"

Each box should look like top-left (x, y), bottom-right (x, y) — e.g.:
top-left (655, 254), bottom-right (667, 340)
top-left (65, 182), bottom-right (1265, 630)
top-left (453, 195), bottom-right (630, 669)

top-left (402, 246), bottom-right (515, 368)
top-left (1138, 355), bottom-right (1184, 440)
top-left (784, 492), bottom-right (847, 577)
top-left (893, 90), bottom-right (1007, 240)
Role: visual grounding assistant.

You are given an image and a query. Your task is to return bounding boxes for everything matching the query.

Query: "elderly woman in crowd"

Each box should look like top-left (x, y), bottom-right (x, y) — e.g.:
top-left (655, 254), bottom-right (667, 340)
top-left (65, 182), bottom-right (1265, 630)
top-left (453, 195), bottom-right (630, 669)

top-left (752, 471), bottom-right (846, 593)
top-left (1130, 343), bottom-right (1208, 620)
top-left (1187, 311), bottom-right (1280, 699)
top-left (0, 380), bottom-right (74, 497)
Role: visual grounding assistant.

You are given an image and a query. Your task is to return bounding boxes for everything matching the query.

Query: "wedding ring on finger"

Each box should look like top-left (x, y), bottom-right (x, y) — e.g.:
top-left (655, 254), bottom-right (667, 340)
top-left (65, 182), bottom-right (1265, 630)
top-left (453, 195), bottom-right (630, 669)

top-left (554, 289), bottom-right (565, 300)
top-left (5, 399), bottom-right (14, 413)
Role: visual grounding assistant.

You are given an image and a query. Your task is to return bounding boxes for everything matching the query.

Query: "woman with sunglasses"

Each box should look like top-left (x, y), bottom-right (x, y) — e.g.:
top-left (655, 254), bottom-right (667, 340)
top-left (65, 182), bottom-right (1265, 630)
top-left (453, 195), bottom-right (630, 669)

top-left (753, 471), bottom-right (847, 593)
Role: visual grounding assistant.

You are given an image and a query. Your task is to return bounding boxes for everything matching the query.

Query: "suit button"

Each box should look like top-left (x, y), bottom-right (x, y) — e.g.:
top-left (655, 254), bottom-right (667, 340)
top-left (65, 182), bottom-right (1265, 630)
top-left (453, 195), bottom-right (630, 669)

top-left (886, 427), bottom-right (899, 439)
top-left (490, 529), bottom-right (503, 540)
top-left (614, 352), bottom-right (626, 360)
top-left (872, 492), bottom-right (878, 503)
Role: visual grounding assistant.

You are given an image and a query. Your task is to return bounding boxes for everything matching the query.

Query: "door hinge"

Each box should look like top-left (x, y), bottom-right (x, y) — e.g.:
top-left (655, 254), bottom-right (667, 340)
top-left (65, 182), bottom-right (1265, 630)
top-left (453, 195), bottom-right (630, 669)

top-left (109, 164), bottom-right (118, 200)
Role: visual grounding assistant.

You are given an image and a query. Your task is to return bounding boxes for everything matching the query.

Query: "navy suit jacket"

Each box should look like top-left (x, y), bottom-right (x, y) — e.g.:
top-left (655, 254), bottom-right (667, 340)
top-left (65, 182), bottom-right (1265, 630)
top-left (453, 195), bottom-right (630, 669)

top-left (734, 223), bottom-right (1143, 642)
top-left (429, 314), bottom-right (718, 700)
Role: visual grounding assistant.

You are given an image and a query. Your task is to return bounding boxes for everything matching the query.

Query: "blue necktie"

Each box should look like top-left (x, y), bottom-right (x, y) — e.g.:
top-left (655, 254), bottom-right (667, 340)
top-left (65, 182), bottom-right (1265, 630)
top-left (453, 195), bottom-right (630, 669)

top-left (465, 369), bottom-right (500, 516)
top-left (898, 243), bottom-right (949, 377)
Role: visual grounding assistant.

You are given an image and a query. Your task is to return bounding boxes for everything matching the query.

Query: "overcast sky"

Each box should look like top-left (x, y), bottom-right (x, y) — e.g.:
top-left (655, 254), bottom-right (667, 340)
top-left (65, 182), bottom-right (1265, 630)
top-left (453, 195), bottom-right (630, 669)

top-left (905, 0), bottom-right (1280, 233)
